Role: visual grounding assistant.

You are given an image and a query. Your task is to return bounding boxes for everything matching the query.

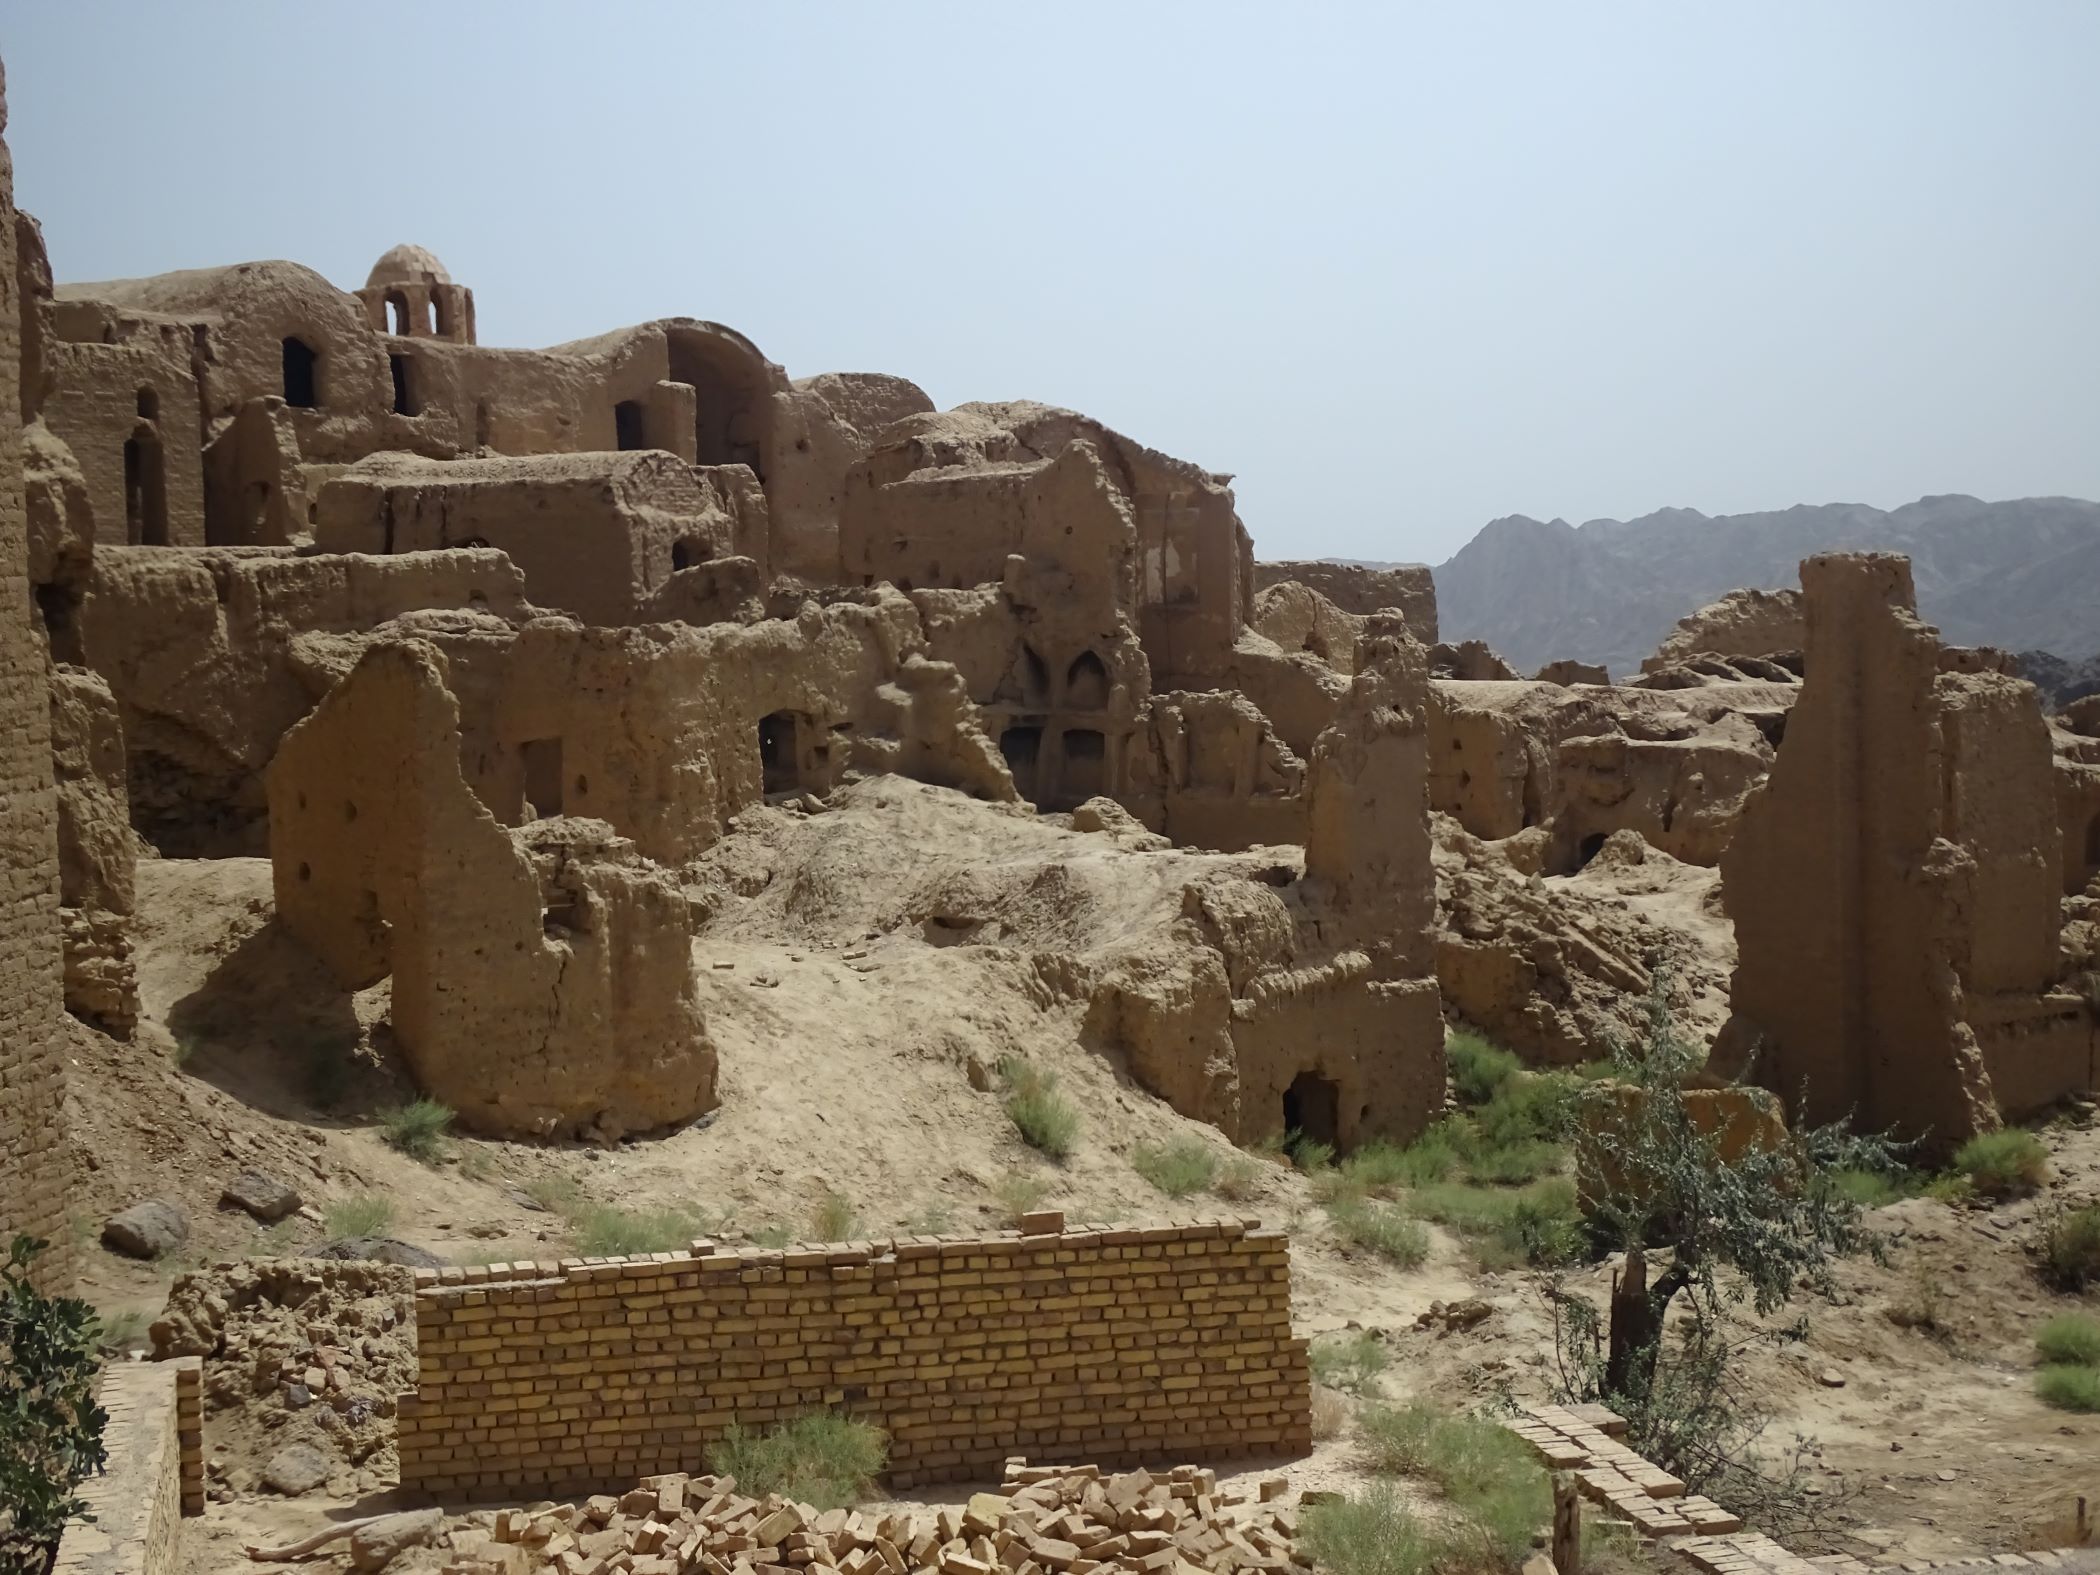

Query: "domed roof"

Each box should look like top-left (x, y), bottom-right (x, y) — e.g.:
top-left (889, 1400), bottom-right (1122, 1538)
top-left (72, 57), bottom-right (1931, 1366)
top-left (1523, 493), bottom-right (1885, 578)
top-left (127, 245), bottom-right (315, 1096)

top-left (366, 244), bottom-right (452, 288)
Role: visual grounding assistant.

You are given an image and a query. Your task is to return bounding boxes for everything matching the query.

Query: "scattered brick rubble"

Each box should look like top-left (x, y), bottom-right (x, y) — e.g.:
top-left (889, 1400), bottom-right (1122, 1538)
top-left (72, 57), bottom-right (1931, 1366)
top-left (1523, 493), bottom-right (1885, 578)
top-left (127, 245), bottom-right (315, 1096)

top-left (445, 1458), bottom-right (1311, 1575)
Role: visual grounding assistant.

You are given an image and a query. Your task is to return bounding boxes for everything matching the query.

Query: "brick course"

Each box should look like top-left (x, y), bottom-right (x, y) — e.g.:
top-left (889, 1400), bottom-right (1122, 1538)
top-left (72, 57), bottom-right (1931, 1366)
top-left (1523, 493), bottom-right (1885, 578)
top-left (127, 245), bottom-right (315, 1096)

top-left (50, 1358), bottom-right (199, 1575)
top-left (398, 1218), bottom-right (1311, 1500)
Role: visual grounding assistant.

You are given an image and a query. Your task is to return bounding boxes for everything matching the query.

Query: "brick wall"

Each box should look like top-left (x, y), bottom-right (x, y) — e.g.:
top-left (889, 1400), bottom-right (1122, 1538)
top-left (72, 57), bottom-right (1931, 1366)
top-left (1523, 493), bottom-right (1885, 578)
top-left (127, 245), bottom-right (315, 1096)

top-left (398, 1218), bottom-right (1311, 1499)
top-left (0, 55), bottom-right (75, 1292)
top-left (50, 1358), bottom-right (200, 1575)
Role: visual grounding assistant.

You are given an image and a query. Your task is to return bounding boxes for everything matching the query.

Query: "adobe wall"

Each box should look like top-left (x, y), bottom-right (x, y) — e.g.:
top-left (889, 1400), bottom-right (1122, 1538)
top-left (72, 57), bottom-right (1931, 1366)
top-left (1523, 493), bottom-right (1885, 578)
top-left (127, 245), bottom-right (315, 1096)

top-left (395, 1218), bottom-right (1310, 1499)
top-left (1642, 587), bottom-right (1804, 673)
top-left (44, 329), bottom-right (205, 547)
top-left (49, 1357), bottom-right (204, 1575)
top-left (52, 664), bottom-right (138, 1035)
top-left (1253, 559), bottom-right (1438, 644)
top-left (1123, 690), bottom-right (1307, 852)
top-left (0, 59), bottom-right (74, 1289)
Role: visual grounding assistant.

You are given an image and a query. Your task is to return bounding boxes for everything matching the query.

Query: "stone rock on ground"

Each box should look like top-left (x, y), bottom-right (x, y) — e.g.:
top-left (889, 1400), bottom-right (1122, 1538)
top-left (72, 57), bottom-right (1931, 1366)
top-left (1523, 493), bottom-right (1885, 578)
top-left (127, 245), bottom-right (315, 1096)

top-left (351, 1509), bottom-right (443, 1573)
top-left (309, 1236), bottom-right (446, 1269)
top-left (221, 1169), bottom-right (302, 1223)
top-left (262, 1440), bottom-right (335, 1495)
top-left (102, 1198), bottom-right (189, 1259)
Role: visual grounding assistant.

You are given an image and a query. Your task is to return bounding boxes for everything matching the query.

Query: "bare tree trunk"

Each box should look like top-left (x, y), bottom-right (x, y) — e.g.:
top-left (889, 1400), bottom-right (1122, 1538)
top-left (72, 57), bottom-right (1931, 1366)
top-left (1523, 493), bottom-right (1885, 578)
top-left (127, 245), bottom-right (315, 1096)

top-left (1551, 1474), bottom-right (1582, 1575)
top-left (1606, 1245), bottom-right (1661, 1397)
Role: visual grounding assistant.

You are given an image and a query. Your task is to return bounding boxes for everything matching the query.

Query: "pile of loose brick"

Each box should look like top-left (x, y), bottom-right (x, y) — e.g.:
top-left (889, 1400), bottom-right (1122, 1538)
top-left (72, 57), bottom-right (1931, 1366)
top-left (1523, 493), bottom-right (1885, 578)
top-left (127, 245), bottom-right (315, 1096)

top-left (1504, 1402), bottom-right (1742, 1540)
top-left (445, 1458), bottom-right (1311, 1575)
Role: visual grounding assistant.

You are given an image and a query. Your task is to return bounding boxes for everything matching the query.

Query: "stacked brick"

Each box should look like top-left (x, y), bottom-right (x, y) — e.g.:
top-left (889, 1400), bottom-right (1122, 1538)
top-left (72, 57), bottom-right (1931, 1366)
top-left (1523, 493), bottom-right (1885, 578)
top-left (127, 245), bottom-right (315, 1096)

top-left (173, 1356), bottom-right (205, 1516)
top-left (446, 1457), bottom-right (1311, 1575)
top-left (0, 54), bottom-right (75, 1295)
top-left (1675, 1537), bottom-right (1869, 1575)
top-left (1504, 1403), bottom-right (1741, 1539)
top-left (51, 1362), bottom-right (187, 1575)
top-left (399, 1218), bottom-right (1310, 1499)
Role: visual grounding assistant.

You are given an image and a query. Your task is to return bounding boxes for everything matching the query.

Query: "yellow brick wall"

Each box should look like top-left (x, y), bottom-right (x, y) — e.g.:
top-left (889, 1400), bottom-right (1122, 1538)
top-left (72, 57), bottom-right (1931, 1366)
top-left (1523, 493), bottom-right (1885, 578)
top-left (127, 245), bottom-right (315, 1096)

top-left (51, 1360), bottom-right (191, 1575)
top-left (397, 1219), bottom-right (1311, 1499)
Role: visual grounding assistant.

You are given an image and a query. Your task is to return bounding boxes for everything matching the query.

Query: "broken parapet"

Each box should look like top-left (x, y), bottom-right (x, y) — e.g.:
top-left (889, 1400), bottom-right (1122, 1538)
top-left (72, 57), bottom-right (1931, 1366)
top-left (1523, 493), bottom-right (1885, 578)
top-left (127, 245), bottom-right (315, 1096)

top-left (267, 639), bottom-right (715, 1139)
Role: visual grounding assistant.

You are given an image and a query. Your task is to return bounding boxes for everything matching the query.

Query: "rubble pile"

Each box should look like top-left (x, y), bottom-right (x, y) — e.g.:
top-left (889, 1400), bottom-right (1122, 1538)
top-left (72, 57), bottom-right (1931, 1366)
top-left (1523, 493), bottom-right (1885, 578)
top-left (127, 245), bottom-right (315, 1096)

top-left (446, 1459), bottom-right (1312, 1575)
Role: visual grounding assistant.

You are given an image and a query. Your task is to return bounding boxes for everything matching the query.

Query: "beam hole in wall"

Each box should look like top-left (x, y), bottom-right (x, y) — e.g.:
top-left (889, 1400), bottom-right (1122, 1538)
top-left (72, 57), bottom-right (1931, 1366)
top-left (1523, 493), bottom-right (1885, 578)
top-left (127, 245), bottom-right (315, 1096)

top-left (521, 737), bottom-right (565, 818)
top-left (390, 354), bottom-right (418, 416)
top-left (1000, 724), bottom-right (1043, 801)
top-left (1282, 1071), bottom-right (1340, 1153)
top-left (614, 400), bottom-right (647, 451)
top-left (1057, 727), bottom-right (1107, 806)
top-left (759, 712), bottom-right (800, 796)
top-left (282, 337), bottom-right (320, 408)
top-left (1065, 651), bottom-right (1111, 710)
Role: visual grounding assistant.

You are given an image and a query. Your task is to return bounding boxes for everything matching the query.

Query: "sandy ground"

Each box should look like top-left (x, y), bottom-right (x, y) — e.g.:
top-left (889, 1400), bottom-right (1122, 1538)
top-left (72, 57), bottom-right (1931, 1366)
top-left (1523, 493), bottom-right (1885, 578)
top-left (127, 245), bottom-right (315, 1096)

top-left (51, 785), bottom-right (2100, 1570)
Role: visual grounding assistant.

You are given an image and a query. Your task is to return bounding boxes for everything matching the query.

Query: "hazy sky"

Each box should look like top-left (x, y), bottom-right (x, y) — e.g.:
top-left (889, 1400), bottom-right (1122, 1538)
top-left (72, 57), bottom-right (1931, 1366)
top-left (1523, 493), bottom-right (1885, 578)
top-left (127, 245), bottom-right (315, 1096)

top-left (10, 3), bottom-right (2098, 563)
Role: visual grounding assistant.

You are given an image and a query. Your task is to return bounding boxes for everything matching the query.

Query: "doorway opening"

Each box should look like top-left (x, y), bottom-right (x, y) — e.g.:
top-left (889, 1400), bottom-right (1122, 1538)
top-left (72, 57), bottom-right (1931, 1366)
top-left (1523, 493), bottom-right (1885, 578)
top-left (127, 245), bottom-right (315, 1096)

top-left (1283, 1071), bottom-right (1341, 1152)
top-left (282, 337), bottom-right (320, 407)
top-left (520, 737), bottom-right (564, 818)
top-left (614, 400), bottom-right (646, 451)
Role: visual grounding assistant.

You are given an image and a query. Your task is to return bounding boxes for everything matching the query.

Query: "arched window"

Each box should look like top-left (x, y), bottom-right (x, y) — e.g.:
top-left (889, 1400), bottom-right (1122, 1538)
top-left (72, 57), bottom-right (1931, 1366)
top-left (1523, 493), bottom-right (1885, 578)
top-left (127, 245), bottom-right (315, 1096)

top-left (390, 354), bottom-right (417, 416)
top-left (282, 337), bottom-right (320, 408)
top-left (124, 428), bottom-right (168, 546)
top-left (135, 387), bottom-right (159, 421)
top-left (1065, 650), bottom-right (1111, 710)
top-left (433, 293), bottom-right (452, 339)
top-left (384, 291), bottom-right (411, 335)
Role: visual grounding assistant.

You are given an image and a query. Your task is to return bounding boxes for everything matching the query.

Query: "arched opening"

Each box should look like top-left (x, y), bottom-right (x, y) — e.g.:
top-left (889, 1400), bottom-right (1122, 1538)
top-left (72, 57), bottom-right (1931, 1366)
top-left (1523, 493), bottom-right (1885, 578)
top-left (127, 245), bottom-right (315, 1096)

top-left (1575, 832), bottom-right (1608, 870)
top-left (671, 538), bottom-right (708, 572)
top-left (759, 712), bottom-right (801, 795)
top-left (384, 291), bottom-right (411, 335)
top-left (1000, 724), bottom-right (1043, 801)
top-left (123, 428), bottom-right (168, 545)
top-left (135, 387), bottom-right (158, 420)
top-left (1283, 1071), bottom-right (1341, 1153)
top-left (282, 337), bottom-right (320, 408)
top-left (614, 400), bottom-right (647, 451)
top-left (433, 293), bottom-right (453, 338)
top-left (520, 737), bottom-right (564, 818)
top-left (389, 354), bottom-right (418, 416)
top-left (1056, 727), bottom-right (1107, 807)
top-left (1065, 650), bottom-right (1111, 710)
top-left (1021, 647), bottom-right (1051, 708)
top-left (423, 297), bottom-right (437, 335)
top-left (666, 326), bottom-right (769, 479)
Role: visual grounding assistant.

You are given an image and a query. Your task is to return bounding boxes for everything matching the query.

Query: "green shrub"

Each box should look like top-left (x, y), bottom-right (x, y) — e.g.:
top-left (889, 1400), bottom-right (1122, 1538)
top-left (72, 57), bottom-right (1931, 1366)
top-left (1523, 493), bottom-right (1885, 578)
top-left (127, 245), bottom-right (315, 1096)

top-left (379, 1097), bottom-right (453, 1163)
top-left (991, 1171), bottom-right (1048, 1225)
top-left (2038, 1203), bottom-right (2100, 1292)
top-left (1327, 1199), bottom-right (1429, 1267)
top-left (1215, 1156), bottom-right (1265, 1202)
top-left (2035, 1313), bottom-right (2100, 1368)
top-left (997, 1058), bottom-right (1079, 1159)
top-left (1131, 1136), bottom-right (1218, 1198)
top-left (1309, 1331), bottom-right (1388, 1394)
top-left (746, 1224), bottom-right (794, 1249)
top-left (524, 1174), bottom-right (583, 1215)
top-left (900, 1203), bottom-right (956, 1236)
top-left (570, 1204), bottom-right (707, 1257)
top-left (2035, 1364), bottom-right (2100, 1413)
top-left (705, 1413), bottom-right (888, 1510)
top-left (1951, 1129), bottom-right (2049, 1199)
top-left (1447, 1031), bottom-right (1521, 1107)
top-left (322, 1194), bottom-right (393, 1238)
top-left (811, 1191), bottom-right (859, 1242)
top-left (1342, 1130), bottom-right (1459, 1194)
top-left (1357, 1401), bottom-right (1548, 1567)
top-left (92, 1308), bottom-right (148, 1355)
top-left (1831, 1169), bottom-right (1904, 1208)
top-left (1286, 1133), bottom-right (1335, 1174)
top-left (1, 1237), bottom-right (110, 1572)
top-left (1299, 1486), bottom-right (1437, 1575)
top-left (1470, 1070), bottom-right (1577, 1152)
top-left (1407, 1177), bottom-right (1582, 1269)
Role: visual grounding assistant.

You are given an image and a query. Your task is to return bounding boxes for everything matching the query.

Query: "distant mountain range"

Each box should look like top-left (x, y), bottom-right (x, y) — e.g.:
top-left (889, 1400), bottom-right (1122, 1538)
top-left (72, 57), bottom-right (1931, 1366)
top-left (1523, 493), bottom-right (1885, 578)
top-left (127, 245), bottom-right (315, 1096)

top-left (1413, 495), bottom-right (2100, 677)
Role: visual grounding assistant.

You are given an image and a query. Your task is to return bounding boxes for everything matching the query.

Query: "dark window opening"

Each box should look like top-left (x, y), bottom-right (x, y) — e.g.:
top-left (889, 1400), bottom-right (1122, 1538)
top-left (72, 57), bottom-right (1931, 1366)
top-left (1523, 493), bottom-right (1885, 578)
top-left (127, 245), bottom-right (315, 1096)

top-left (1021, 646), bottom-right (1050, 708)
top-left (390, 354), bottom-right (417, 416)
top-left (614, 400), bottom-right (647, 451)
top-left (474, 401), bottom-right (492, 449)
top-left (1065, 650), bottom-right (1111, 710)
top-left (542, 892), bottom-right (583, 938)
top-left (35, 580), bottom-right (83, 664)
top-left (385, 291), bottom-right (411, 335)
top-left (671, 537), bottom-right (707, 572)
top-left (759, 712), bottom-right (800, 795)
top-left (1000, 723), bottom-right (1043, 800)
top-left (282, 337), bottom-right (320, 407)
top-left (1576, 832), bottom-right (1608, 869)
top-left (1283, 1071), bottom-right (1341, 1152)
top-left (1055, 727), bottom-right (1107, 808)
top-left (123, 430), bottom-right (168, 545)
top-left (521, 737), bottom-right (564, 819)
top-left (135, 387), bottom-right (159, 420)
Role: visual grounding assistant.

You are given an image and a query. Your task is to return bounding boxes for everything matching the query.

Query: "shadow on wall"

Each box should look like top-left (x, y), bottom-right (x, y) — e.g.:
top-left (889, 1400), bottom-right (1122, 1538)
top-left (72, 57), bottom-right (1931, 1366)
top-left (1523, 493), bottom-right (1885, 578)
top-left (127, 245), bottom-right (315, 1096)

top-left (164, 917), bottom-right (385, 1125)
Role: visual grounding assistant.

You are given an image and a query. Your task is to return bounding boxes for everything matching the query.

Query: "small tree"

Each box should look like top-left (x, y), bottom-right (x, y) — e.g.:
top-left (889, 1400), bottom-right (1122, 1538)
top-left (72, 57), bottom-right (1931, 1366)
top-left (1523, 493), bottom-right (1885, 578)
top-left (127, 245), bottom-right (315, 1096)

top-left (1552, 967), bottom-right (1898, 1495)
top-left (0, 1237), bottom-right (109, 1575)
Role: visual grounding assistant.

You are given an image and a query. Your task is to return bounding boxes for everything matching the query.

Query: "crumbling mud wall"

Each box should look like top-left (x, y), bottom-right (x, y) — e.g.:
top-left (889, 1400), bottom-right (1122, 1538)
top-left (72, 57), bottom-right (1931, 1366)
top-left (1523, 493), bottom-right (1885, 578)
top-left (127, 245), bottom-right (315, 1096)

top-left (1643, 587), bottom-right (1804, 673)
top-left (51, 665), bottom-right (138, 1034)
top-left (1253, 559), bottom-right (1438, 644)
top-left (1717, 554), bottom-right (2094, 1142)
top-left (1123, 690), bottom-right (1307, 851)
top-left (397, 1219), bottom-right (1309, 1498)
top-left (0, 62), bottom-right (75, 1288)
top-left (268, 640), bottom-right (716, 1139)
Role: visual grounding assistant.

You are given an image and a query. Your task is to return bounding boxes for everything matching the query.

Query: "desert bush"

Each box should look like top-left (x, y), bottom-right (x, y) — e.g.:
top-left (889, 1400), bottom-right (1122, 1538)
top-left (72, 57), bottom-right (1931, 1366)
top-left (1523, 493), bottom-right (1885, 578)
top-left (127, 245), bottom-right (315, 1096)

top-left (2035, 1365), bottom-right (2100, 1413)
top-left (1286, 1134), bottom-right (1335, 1173)
top-left (322, 1194), bottom-right (394, 1238)
top-left (746, 1224), bottom-right (794, 1249)
top-left (900, 1203), bottom-right (955, 1236)
top-left (571, 1204), bottom-right (709, 1257)
top-left (1447, 1031), bottom-right (1521, 1107)
top-left (1300, 1488), bottom-right (1436, 1575)
top-left (1342, 1131), bottom-right (1459, 1194)
top-left (1356, 1401), bottom-right (1548, 1568)
top-left (991, 1171), bottom-right (1048, 1225)
top-left (997, 1058), bottom-right (1079, 1159)
top-left (1131, 1136), bottom-right (1217, 1198)
top-left (1406, 1177), bottom-right (1582, 1269)
top-left (1883, 1263), bottom-right (1949, 1339)
top-left (2035, 1313), bottom-right (2100, 1368)
top-left (1214, 1156), bottom-right (1266, 1202)
top-left (1310, 1330), bottom-right (1388, 1394)
top-left (810, 1191), bottom-right (859, 1242)
top-left (524, 1174), bottom-right (583, 1215)
top-left (1951, 1129), bottom-right (2049, 1200)
top-left (92, 1308), bottom-right (147, 1355)
top-left (379, 1097), bottom-right (453, 1162)
top-left (706, 1413), bottom-right (888, 1510)
top-left (1309, 1386), bottom-right (1350, 1443)
top-left (1831, 1169), bottom-right (1905, 1208)
top-left (2037, 1203), bottom-right (2100, 1292)
top-left (1, 1237), bottom-right (110, 1575)
top-left (1326, 1198), bottom-right (1429, 1267)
